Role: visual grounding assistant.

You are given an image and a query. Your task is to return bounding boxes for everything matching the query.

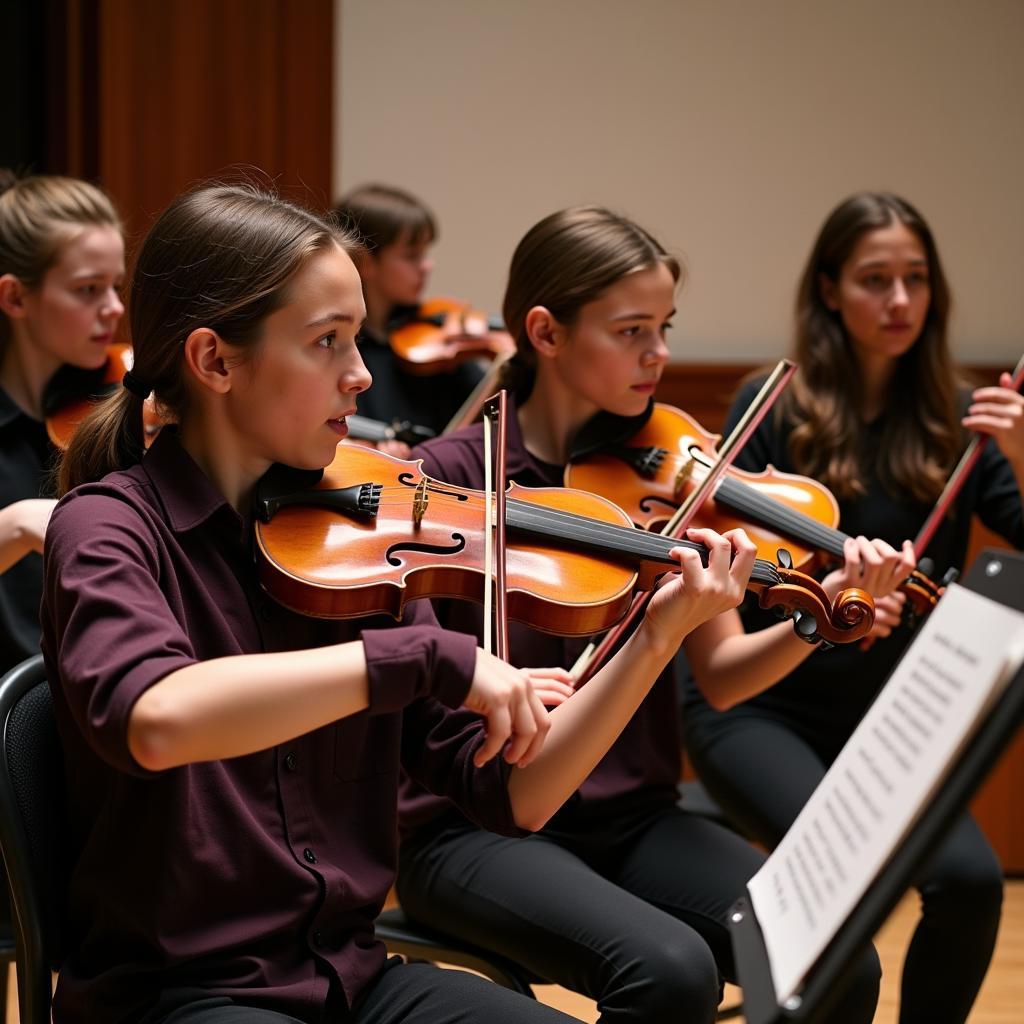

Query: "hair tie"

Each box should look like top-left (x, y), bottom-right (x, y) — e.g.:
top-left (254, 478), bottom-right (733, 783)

top-left (122, 370), bottom-right (152, 400)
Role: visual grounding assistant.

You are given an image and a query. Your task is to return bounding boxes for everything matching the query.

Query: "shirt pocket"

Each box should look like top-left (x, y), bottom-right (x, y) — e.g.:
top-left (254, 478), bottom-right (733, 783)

top-left (333, 714), bottom-right (399, 781)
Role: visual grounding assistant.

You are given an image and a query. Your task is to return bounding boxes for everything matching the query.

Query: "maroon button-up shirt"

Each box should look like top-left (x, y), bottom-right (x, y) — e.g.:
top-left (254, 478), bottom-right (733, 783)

top-left (398, 401), bottom-right (683, 838)
top-left (40, 431), bottom-right (518, 1024)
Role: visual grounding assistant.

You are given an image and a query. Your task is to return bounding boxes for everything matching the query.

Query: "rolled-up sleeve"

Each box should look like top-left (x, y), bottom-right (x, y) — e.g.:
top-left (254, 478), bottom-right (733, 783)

top-left (43, 492), bottom-right (197, 776)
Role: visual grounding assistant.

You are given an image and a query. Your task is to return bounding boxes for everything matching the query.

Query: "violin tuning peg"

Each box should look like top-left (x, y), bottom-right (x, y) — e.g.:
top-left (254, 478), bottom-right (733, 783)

top-left (941, 568), bottom-right (960, 587)
top-left (791, 608), bottom-right (820, 644)
top-left (917, 556), bottom-right (935, 578)
top-left (776, 548), bottom-right (794, 570)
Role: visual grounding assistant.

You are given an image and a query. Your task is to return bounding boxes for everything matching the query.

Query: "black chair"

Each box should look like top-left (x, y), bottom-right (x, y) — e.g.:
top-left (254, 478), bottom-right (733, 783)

top-left (0, 654), bottom-right (62, 1024)
top-left (375, 907), bottom-right (541, 997)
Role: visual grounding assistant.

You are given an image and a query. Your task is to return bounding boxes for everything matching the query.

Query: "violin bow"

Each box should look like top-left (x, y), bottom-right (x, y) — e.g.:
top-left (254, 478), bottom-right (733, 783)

top-left (913, 353), bottom-right (1024, 560)
top-left (442, 350), bottom-right (515, 436)
top-left (481, 390), bottom-right (511, 661)
top-left (569, 359), bottom-right (797, 686)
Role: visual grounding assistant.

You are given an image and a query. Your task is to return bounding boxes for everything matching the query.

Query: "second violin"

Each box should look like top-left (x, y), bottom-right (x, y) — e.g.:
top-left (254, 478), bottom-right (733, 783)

top-left (566, 403), bottom-right (943, 619)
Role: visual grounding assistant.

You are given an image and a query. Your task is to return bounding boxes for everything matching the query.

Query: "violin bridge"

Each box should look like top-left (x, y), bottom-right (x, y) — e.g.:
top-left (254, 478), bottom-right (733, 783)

top-left (673, 455), bottom-right (694, 496)
top-left (412, 477), bottom-right (429, 526)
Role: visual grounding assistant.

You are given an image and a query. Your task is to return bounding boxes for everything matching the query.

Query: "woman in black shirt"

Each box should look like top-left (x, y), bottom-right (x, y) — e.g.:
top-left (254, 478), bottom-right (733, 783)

top-left (683, 192), bottom-right (1023, 1024)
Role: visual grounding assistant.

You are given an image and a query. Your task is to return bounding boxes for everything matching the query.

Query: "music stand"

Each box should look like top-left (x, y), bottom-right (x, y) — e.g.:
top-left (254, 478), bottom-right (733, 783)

top-left (730, 548), bottom-right (1024, 1024)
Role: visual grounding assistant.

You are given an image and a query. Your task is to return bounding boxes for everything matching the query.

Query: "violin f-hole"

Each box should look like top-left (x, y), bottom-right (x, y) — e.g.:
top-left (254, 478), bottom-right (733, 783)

top-left (385, 535), bottom-right (467, 567)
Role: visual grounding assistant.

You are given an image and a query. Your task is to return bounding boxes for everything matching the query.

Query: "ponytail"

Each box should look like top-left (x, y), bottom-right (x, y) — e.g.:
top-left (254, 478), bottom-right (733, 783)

top-left (57, 388), bottom-right (145, 497)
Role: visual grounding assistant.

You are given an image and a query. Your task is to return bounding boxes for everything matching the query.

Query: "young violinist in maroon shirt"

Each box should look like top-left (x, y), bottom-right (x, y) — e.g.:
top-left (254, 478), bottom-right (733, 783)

top-left (43, 182), bottom-right (756, 1024)
top-left (397, 206), bottom-right (893, 1024)
top-left (684, 192), bottom-right (1023, 1024)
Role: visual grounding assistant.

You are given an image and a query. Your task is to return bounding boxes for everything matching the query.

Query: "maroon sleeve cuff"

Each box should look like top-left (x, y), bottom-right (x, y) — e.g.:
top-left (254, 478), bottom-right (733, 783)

top-left (361, 625), bottom-right (477, 714)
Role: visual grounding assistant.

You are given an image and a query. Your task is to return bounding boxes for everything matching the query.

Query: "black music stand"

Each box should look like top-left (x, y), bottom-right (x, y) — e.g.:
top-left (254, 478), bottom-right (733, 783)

top-left (729, 548), bottom-right (1024, 1024)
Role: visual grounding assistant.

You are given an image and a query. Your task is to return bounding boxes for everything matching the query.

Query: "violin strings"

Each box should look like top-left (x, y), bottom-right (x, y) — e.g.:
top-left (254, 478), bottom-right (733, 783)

top-left (595, 453), bottom-right (850, 559)
top-left (319, 482), bottom-right (782, 586)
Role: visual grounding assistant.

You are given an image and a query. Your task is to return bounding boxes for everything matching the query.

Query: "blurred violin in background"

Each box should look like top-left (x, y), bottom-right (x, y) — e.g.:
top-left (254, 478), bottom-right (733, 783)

top-left (45, 343), bottom-right (162, 450)
top-left (566, 402), bottom-right (942, 621)
top-left (389, 297), bottom-right (515, 375)
top-left (346, 414), bottom-right (435, 448)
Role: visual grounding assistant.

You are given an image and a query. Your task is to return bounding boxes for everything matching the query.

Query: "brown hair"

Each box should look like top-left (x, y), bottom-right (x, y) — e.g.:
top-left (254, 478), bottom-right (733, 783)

top-left (783, 191), bottom-right (960, 503)
top-left (59, 182), bottom-right (355, 495)
top-left (500, 206), bottom-right (681, 395)
top-left (0, 171), bottom-right (121, 350)
top-left (332, 183), bottom-right (436, 259)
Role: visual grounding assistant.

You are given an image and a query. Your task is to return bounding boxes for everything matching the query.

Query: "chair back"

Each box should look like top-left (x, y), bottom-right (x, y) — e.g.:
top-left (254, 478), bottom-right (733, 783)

top-left (0, 654), bottom-right (67, 1024)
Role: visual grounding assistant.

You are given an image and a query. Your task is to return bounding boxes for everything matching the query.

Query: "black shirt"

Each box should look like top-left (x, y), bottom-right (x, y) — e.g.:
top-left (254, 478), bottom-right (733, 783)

top-left (683, 377), bottom-right (1024, 739)
top-left (0, 385), bottom-right (57, 673)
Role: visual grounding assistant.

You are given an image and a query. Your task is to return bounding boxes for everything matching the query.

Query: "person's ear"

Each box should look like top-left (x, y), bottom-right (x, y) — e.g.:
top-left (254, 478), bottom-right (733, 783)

top-left (819, 273), bottom-right (840, 311)
top-left (182, 328), bottom-right (237, 395)
top-left (0, 274), bottom-right (29, 320)
top-left (523, 306), bottom-right (565, 360)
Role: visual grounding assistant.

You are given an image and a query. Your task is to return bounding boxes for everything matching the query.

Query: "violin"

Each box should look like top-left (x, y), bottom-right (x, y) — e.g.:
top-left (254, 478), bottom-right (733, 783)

top-left (389, 297), bottom-right (515, 375)
top-left (565, 403), bottom-right (942, 620)
top-left (346, 414), bottom-right (435, 448)
top-left (253, 443), bottom-right (874, 645)
top-left (45, 343), bottom-right (161, 451)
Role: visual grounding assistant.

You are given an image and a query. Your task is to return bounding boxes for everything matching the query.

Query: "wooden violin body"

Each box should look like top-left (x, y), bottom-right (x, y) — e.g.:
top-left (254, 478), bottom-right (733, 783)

top-left (46, 343), bottom-right (162, 450)
top-left (254, 444), bottom-right (874, 644)
top-left (389, 297), bottom-right (515, 375)
top-left (566, 403), bottom-right (941, 620)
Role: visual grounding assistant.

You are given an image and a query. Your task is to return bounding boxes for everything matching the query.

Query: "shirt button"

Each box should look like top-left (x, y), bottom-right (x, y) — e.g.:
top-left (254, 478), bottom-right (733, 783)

top-left (303, 847), bottom-right (317, 864)
top-left (284, 752), bottom-right (297, 772)
top-left (313, 929), bottom-right (324, 948)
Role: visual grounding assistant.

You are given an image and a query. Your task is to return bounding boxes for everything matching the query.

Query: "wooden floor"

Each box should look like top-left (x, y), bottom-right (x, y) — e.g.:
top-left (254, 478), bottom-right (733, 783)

top-left (8, 881), bottom-right (1022, 1021)
top-left (533, 881), bottom-right (1024, 1022)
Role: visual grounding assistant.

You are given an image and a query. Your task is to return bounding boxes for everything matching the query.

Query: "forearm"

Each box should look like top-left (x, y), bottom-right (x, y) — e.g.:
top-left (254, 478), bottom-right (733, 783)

top-left (129, 642), bottom-right (369, 770)
top-left (686, 618), bottom-right (816, 710)
top-left (506, 624), bottom-right (675, 831)
top-left (0, 503), bottom-right (43, 573)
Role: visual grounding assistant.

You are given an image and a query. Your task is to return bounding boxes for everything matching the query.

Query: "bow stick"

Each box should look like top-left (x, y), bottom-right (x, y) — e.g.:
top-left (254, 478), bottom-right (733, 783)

top-left (913, 353), bottom-right (1024, 560)
top-left (481, 390), bottom-right (510, 661)
top-left (569, 359), bottom-right (797, 686)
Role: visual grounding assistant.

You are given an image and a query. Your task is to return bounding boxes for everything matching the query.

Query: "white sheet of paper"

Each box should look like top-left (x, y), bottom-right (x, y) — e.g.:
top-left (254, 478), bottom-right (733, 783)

top-left (746, 582), bottom-right (1024, 1004)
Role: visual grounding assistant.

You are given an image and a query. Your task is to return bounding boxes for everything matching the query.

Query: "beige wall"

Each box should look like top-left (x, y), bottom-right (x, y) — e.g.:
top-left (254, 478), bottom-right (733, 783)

top-left (335, 0), bottom-right (1023, 364)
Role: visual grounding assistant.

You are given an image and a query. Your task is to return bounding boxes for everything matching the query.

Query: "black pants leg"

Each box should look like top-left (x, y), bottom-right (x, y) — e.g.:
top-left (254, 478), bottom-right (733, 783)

top-left (687, 711), bottom-right (1001, 1024)
top-left (155, 961), bottom-right (577, 1023)
top-left (398, 814), bottom-right (757, 1024)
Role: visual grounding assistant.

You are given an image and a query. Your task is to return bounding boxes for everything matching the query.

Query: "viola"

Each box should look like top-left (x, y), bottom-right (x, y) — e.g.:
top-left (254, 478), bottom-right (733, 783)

top-left (45, 343), bottom-right (161, 451)
top-left (253, 443), bottom-right (874, 645)
top-left (389, 297), bottom-right (515, 376)
top-left (565, 403), bottom-right (942, 620)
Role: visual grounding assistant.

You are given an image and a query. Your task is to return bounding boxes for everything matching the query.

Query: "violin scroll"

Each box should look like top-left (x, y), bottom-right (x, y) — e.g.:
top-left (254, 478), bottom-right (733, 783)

top-left (757, 559), bottom-right (874, 646)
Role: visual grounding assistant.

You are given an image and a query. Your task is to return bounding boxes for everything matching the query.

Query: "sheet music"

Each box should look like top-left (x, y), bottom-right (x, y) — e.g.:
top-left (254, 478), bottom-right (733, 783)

top-left (746, 583), bottom-right (1024, 1004)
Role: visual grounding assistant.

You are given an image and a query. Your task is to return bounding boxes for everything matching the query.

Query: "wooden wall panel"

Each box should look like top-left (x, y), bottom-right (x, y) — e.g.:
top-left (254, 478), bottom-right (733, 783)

top-left (89, 0), bottom-right (333, 239)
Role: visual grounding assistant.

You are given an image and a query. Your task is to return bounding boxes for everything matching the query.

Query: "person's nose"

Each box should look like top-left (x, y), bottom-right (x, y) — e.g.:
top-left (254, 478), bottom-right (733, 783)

top-left (644, 331), bottom-right (670, 367)
top-left (101, 286), bottom-right (125, 321)
top-left (342, 349), bottom-right (373, 396)
top-left (889, 277), bottom-right (910, 310)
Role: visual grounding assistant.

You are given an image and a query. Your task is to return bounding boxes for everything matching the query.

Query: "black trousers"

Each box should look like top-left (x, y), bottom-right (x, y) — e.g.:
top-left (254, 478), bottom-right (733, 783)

top-left (686, 709), bottom-right (1003, 1024)
top-left (153, 959), bottom-right (577, 1023)
top-left (397, 797), bottom-right (878, 1024)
